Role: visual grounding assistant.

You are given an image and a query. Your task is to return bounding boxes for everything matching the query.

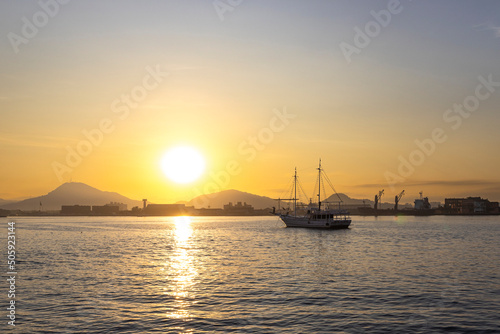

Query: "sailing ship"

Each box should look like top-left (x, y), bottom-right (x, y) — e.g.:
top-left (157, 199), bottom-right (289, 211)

top-left (277, 160), bottom-right (351, 229)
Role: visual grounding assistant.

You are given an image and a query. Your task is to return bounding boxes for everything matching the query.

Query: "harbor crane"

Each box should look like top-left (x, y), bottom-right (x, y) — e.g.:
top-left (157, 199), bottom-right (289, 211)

top-left (374, 189), bottom-right (384, 210)
top-left (394, 190), bottom-right (405, 211)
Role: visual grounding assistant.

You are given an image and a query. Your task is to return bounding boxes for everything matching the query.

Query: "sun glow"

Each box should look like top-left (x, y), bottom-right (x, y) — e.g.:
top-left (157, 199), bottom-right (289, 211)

top-left (161, 146), bottom-right (206, 184)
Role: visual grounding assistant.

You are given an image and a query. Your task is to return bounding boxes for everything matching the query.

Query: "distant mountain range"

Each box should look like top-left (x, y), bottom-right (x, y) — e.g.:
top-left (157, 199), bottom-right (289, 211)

top-left (0, 182), bottom-right (143, 211)
top-left (1, 182), bottom-right (406, 212)
top-left (186, 189), bottom-right (277, 209)
top-left (186, 189), bottom-right (387, 210)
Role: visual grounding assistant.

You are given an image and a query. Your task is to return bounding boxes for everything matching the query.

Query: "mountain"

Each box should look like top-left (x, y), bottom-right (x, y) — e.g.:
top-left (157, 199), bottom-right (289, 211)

top-left (186, 189), bottom-right (276, 210)
top-left (1, 182), bottom-right (143, 211)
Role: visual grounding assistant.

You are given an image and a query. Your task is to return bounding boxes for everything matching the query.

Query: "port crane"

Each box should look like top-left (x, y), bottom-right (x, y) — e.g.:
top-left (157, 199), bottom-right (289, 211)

top-left (374, 189), bottom-right (384, 210)
top-left (394, 190), bottom-right (405, 211)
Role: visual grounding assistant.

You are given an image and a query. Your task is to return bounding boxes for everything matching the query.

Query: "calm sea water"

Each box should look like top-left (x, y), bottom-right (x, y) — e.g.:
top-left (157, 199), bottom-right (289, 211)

top-left (1, 215), bottom-right (500, 333)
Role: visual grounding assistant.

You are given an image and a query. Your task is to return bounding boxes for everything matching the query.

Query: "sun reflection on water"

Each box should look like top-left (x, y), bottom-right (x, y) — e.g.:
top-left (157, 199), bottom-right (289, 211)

top-left (174, 216), bottom-right (192, 242)
top-left (165, 216), bottom-right (197, 320)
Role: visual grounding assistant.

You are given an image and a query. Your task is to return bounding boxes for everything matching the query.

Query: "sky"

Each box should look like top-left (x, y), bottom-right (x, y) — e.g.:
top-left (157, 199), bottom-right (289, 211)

top-left (1, 0), bottom-right (499, 205)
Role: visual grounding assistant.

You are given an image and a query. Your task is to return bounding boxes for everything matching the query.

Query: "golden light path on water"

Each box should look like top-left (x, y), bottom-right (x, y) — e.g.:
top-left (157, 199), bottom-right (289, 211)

top-left (165, 216), bottom-right (197, 321)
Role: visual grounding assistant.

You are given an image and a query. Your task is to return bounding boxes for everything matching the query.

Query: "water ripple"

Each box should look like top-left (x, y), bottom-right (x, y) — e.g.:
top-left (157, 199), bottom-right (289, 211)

top-left (5, 216), bottom-right (500, 333)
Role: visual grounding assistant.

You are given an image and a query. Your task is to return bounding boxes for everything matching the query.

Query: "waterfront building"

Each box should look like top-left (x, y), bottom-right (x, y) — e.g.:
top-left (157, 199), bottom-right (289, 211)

top-left (444, 197), bottom-right (499, 214)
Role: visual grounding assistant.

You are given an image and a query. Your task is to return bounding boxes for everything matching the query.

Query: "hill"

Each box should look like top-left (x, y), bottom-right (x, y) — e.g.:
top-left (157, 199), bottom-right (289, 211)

top-left (186, 190), bottom-right (400, 210)
top-left (325, 193), bottom-right (373, 206)
top-left (323, 193), bottom-right (401, 209)
top-left (331, 193), bottom-right (423, 209)
top-left (187, 189), bottom-right (276, 209)
top-left (1, 182), bottom-right (143, 211)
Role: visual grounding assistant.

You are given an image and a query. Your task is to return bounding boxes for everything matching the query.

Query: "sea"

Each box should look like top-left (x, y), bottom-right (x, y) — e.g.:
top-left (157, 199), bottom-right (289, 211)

top-left (1, 215), bottom-right (499, 333)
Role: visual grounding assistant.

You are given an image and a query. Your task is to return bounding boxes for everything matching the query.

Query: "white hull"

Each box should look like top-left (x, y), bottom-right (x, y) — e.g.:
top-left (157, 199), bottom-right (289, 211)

top-left (280, 214), bottom-right (351, 229)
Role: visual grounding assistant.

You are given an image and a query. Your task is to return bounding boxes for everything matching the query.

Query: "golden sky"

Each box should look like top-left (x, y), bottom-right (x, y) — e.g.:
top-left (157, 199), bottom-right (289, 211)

top-left (1, 1), bottom-right (500, 204)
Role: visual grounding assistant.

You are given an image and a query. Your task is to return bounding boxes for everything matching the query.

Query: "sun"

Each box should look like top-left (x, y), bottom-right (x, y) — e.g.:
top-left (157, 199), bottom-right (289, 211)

top-left (161, 146), bottom-right (206, 184)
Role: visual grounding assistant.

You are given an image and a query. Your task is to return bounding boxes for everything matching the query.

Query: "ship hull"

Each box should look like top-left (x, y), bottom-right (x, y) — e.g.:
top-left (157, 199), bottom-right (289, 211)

top-left (280, 215), bottom-right (351, 229)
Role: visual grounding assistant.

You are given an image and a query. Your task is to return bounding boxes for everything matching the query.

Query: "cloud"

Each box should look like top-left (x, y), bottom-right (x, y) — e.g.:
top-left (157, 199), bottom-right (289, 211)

top-left (351, 180), bottom-right (500, 201)
top-left (492, 27), bottom-right (500, 37)
top-left (353, 180), bottom-right (500, 188)
top-left (0, 134), bottom-right (74, 149)
top-left (474, 22), bottom-right (500, 38)
top-left (407, 180), bottom-right (500, 187)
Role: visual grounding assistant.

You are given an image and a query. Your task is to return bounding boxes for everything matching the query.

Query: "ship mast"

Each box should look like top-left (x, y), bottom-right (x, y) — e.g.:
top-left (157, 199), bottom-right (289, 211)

top-left (318, 159), bottom-right (322, 211)
top-left (294, 167), bottom-right (297, 217)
